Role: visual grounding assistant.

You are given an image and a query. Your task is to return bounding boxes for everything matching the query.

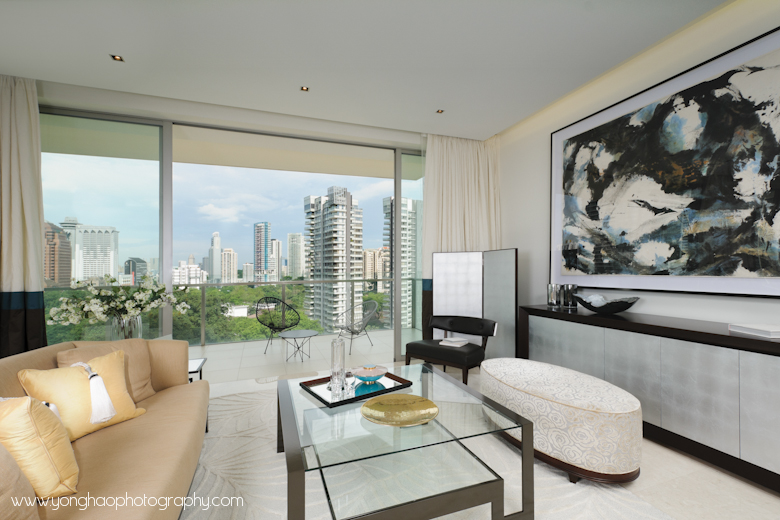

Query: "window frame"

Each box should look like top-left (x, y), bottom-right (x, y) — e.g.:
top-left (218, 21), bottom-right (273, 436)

top-left (39, 105), bottom-right (420, 360)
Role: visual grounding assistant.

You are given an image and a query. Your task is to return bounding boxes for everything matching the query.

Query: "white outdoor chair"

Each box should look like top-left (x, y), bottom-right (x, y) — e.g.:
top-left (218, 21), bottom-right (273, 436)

top-left (335, 300), bottom-right (378, 354)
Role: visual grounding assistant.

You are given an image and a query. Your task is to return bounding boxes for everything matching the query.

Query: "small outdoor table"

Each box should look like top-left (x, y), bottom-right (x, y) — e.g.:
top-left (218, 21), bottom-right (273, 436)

top-left (188, 358), bottom-right (207, 382)
top-left (279, 330), bottom-right (318, 362)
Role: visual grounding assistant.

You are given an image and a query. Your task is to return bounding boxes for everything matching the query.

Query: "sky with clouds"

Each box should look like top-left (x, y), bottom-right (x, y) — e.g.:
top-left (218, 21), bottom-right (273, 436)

top-left (42, 153), bottom-right (423, 272)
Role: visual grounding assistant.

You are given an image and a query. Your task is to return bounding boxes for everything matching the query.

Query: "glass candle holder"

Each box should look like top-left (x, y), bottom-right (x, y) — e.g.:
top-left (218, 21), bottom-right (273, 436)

top-left (330, 338), bottom-right (346, 392)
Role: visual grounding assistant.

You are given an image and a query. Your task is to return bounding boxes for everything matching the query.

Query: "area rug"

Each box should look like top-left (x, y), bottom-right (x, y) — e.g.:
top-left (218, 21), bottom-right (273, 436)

top-left (182, 388), bottom-right (673, 520)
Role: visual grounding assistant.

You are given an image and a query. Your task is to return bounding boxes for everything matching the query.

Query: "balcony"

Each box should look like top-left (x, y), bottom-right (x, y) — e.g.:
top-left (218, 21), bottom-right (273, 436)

top-left (44, 276), bottom-right (425, 385)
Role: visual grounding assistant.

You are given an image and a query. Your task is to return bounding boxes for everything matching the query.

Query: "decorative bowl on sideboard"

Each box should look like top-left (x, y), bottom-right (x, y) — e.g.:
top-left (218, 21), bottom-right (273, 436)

top-left (574, 295), bottom-right (639, 315)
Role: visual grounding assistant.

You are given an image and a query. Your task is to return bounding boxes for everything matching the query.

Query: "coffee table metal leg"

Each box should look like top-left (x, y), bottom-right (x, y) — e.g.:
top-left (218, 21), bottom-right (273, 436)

top-left (278, 382), bottom-right (306, 519)
top-left (277, 396), bottom-right (284, 454)
top-left (317, 473), bottom-right (504, 520)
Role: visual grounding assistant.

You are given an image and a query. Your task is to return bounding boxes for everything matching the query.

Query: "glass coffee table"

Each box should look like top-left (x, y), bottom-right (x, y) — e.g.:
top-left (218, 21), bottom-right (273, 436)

top-left (277, 363), bottom-right (534, 520)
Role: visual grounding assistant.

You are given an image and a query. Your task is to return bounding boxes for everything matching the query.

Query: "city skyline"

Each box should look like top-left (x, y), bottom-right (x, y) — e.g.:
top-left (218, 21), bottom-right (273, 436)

top-left (172, 163), bottom-right (396, 268)
top-left (41, 153), bottom-right (423, 283)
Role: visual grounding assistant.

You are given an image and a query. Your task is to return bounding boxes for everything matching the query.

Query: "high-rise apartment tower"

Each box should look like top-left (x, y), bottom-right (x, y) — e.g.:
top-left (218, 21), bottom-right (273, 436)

top-left (208, 232), bottom-right (222, 283)
top-left (60, 217), bottom-right (119, 282)
top-left (221, 248), bottom-right (238, 283)
top-left (254, 222), bottom-right (272, 282)
top-left (270, 239), bottom-right (282, 281)
top-left (43, 221), bottom-right (72, 287)
top-left (304, 186), bottom-right (363, 331)
top-left (383, 197), bottom-right (421, 328)
top-left (287, 233), bottom-right (305, 279)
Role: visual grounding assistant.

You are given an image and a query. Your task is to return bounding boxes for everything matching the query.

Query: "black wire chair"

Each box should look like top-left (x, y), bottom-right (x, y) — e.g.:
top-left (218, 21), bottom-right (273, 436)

top-left (256, 297), bottom-right (300, 354)
top-left (335, 300), bottom-right (378, 354)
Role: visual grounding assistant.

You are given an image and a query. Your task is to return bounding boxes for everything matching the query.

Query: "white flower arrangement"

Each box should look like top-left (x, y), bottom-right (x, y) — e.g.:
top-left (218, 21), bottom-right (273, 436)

top-left (48, 275), bottom-right (191, 326)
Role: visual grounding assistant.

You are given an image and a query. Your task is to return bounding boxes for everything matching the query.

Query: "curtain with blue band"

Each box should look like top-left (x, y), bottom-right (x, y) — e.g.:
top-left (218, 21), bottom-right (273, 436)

top-left (0, 76), bottom-right (47, 358)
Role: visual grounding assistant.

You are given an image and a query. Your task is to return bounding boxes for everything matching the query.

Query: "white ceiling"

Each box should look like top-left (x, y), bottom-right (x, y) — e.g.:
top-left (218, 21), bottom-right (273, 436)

top-left (0, 0), bottom-right (728, 140)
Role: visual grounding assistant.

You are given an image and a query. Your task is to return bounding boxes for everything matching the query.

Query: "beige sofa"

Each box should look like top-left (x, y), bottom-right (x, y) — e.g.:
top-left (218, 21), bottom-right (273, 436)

top-left (0, 340), bottom-right (209, 520)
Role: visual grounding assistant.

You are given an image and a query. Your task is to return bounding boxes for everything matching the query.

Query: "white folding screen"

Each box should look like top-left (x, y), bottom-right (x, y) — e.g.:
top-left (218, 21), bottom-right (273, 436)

top-left (432, 250), bottom-right (517, 358)
top-left (483, 249), bottom-right (517, 359)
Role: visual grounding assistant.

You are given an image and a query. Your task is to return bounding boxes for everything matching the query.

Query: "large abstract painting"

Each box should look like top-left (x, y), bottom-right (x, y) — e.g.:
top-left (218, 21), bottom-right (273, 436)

top-left (551, 28), bottom-right (780, 296)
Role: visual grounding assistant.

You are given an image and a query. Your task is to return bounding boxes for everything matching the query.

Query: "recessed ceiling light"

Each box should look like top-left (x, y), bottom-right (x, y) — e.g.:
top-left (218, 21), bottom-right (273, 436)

top-left (436, 109), bottom-right (444, 113)
top-left (110, 55), bottom-right (124, 62)
top-left (300, 86), bottom-right (309, 91)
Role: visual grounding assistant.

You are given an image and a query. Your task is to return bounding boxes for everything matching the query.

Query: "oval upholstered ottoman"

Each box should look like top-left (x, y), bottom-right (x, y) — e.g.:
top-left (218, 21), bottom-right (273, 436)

top-left (480, 358), bottom-right (642, 483)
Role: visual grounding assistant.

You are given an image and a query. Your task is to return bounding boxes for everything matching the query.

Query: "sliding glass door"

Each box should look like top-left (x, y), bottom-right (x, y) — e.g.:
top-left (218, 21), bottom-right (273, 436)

top-left (39, 109), bottom-right (419, 365)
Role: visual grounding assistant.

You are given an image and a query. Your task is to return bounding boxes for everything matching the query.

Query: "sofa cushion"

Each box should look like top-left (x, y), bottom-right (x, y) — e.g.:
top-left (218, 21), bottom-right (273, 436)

top-left (39, 380), bottom-right (209, 520)
top-left (60, 339), bottom-right (156, 402)
top-left (406, 339), bottom-right (486, 366)
top-left (18, 350), bottom-right (145, 441)
top-left (0, 344), bottom-right (75, 398)
top-left (0, 442), bottom-right (39, 520)
top-left (0, 397), bottom-right (78, 499)
top-left (146, 340), bottom-right (189, 392)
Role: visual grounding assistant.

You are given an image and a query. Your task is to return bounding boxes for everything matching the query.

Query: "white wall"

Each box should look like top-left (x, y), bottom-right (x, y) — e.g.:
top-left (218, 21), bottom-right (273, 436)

top-left (500, 0), bottom-right (780, 323)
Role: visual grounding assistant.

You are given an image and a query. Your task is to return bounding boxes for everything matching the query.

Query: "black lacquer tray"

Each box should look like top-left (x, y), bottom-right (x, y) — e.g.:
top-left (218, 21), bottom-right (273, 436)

top-left (299, 372), bottom-right (412, 408)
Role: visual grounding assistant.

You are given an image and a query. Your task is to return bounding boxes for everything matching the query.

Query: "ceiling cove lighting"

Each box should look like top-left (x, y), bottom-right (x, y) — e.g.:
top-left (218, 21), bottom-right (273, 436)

top-left (436, 109), bottom-right (444, 113)
top-left (300, 86), bottom-right (309, 91)
top-left (110, 55), bottom-right (124, 62)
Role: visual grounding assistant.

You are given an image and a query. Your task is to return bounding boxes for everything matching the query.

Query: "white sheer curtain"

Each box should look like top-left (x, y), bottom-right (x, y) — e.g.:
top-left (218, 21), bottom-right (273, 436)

top-left (421, 134), bottom-right (501, 278)
top-left (0, 75), bottom-right (46, 356)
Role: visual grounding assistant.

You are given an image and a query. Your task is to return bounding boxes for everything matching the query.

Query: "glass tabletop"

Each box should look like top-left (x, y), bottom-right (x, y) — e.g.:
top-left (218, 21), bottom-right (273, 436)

top-left (283, 364), bottom-right (523, 471)
top-left (279, 329), bottom-right (319, 338)
top-left (322, 441), bottom-right (500, 520)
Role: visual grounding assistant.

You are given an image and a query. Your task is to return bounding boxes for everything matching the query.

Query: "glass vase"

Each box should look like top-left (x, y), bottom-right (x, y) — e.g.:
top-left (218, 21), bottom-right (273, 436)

top-left (330, 338), bottom-right (346, 393)
top-left (109, 315), bottom-right (143, 341)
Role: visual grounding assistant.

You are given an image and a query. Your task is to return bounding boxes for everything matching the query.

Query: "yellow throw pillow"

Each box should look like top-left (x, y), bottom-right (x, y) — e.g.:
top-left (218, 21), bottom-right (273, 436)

top-left (18, 350), bottom-right (146, 441)
top-left (0, 397), bottom-right (79, 499)
top-left (0, 441), bottom-right (39, 519)
top-left (59, 339), bottom-right (156, 403)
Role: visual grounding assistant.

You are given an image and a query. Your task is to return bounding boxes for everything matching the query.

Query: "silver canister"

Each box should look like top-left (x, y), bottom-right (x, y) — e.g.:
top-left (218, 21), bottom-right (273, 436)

top-left (547, 284), bottom-right (561, 308)
top-left (561, 284), bottom-right (578, 310)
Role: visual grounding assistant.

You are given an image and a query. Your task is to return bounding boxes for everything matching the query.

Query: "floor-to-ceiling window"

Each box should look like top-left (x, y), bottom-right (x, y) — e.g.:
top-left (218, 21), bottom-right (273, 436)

top-left (40, 112), bottom-right (163, 343)
top-left (39, 111), bottom-right (420, 380)
top-left (170, 125), bottom-right (398, 376)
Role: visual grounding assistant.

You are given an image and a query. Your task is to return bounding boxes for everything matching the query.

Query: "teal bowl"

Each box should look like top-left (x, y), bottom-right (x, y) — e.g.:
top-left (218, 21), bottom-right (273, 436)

top-left (355, 381), bottom-right (386, 396)
top-left (353, 364), bottom-right (388, 383)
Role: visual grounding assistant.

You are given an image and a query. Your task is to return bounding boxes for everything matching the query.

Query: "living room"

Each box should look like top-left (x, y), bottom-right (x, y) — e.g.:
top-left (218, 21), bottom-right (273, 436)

top-left (3, 1), bottom-right (780, 519)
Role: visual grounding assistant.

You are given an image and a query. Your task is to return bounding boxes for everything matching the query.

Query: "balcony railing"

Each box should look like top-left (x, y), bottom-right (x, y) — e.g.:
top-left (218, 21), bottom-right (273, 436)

top-left (44, 276), bottom-right (424, 349)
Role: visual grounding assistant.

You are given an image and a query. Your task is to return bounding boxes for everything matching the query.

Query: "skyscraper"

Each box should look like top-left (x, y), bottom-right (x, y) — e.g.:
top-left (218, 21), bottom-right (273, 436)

top-left (242, 263), bottom-right (255, 282)
top-left (221, 248), bottom-right (238, 283)
top-left (362, 248), bottom-right (390, 293)
top-left (172, 260), bottom-right (207, 284)
top-left (124, 257), bottom-right (148, 284)
top-left (43, 221), bottom-right (72, 287)
top-left (304, 186), bottom-right (363, 330)
top-left (60, 217), bottom-right (119, 281)
top-left (146, 257), bottom-right (160, 279)
top-left (208, 232), bottom-right (221, 283)
top-left (188, 254), bottom-right (195, 265)
top-left (270, 238), bottom-right (282, 281)
top-left (287, 233), bottom-right (305, 279)
top-left (254, 222), bottom-right (272, 282)
top-left (383, 197), bottom-right (421, 328)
